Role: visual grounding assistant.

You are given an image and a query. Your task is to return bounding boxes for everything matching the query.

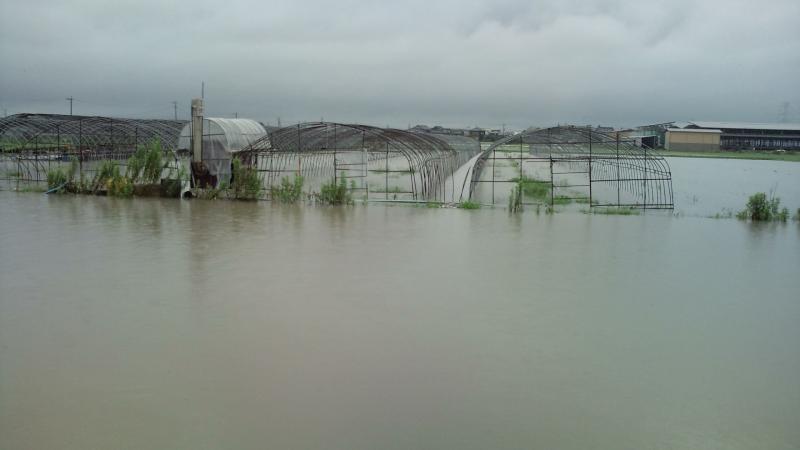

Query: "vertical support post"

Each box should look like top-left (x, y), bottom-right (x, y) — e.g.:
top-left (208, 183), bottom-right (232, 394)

top-left (588, 128), bottom-right (593, 206)
top-left (333, 124), bottom-right (337, 185)
top-left (548, 128), bottom-right (554, 207)
top-left (361, 130), bottom-right (366, 192)
top-left (190, 98), bottom-right (203, 163)
top-left (297, 124), bottom-right (302, 176)
top-left (385, 142), bottom-right (389, 200)
top-left (616, 132), bottom-right (621, 206)
top-left (550, 156), bottom-right (554, 207)
top-left (109, 118), bottom-right (113, 158)
top-left (643, 145), bottom-right (648, 208)
top-left (34, 136), bottom-right (39, 182)
top-left (491, 146), bottom-right (495, 204)
top-left (78, 119), bottom-right (83, 178)
top-left (518, 134), bottom-right (523, 181)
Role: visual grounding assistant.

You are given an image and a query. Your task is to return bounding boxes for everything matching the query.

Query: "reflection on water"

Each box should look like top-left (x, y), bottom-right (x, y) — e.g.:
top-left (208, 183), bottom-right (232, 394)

top-left (1, 192), bottom-right (799, 450)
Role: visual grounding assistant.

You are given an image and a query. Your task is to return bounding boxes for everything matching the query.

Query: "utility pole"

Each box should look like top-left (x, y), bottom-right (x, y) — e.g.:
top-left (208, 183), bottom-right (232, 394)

top-left (201, 82), bottom-right (205, 99)
top-left (234, 112), bottom-right (238, 118)
top-left (277, 117), bottom-right (281, 127)
top-left (66, 97), bottom-right (74, 115)
top-left (172, 101), bottom-right (178, 120)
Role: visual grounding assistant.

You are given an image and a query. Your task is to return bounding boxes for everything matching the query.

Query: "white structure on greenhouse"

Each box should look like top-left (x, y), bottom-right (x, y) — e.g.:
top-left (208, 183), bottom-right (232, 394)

top-left (178, 117), bottom-right (268, 184)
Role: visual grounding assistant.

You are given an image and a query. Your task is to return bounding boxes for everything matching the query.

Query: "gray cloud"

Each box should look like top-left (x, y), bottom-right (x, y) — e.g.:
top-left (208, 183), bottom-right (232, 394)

top-left (1, 0), bottom-right (799, 128)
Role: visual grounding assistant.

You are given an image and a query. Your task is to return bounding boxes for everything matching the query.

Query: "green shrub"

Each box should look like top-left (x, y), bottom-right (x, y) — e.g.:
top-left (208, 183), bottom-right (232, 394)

top-left (231, 157), bottom-right (261, 200)
top-left (458, 200), bottom-right (480, 209)
top-left (271, 175), bottom-right (304, 203)
top-left (736, 192), bottom-right (787, 221)
top-left (107, 174), bottom-right (133, 197)
top-left (511, 175), bottom-right (551, 200)
top-left (317, 174), bottom-right (352, 204)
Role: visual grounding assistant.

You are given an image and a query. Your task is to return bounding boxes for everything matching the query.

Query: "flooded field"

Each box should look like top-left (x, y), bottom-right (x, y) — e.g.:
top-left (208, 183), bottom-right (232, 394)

top-left (1, 190), bottom-right (798, 450)
top-left (668, 157), bottom-right (800, 217)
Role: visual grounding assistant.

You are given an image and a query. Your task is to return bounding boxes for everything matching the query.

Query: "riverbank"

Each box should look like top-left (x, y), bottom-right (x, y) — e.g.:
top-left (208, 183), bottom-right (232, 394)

top-left (661, 149), bottom-right (800, 162)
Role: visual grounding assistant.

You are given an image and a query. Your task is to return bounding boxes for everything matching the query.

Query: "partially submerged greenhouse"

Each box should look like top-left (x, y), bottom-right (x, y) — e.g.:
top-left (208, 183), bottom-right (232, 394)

top-left (178, 118), bottom-right (267, 186)
top-left (0, 113), bottom-right (186, 186)
top-left (468, 125), bottom-right (674, 209)
top-left (239, 122), bottom-right (482, 202)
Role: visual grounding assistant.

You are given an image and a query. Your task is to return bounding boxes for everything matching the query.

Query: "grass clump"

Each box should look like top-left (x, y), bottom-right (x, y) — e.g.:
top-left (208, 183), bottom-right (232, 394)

top-left (585, 207), bottom-right (639, 216)
top-left (711, 208), bottom-right (734, 219)
top-left (511, 175), bottom-right (551, 200)
top-left (126, 140), bottom-right (163, 184)
top-left (736, 192), bottom-right (788, 221)
top-left (231, 157), bottom-right (262, 200)
top-left (91, 160), bottom-right (132, 197)
top-left (46, 167), bottom-right (68, 191)
top-left (317, 174), bottom-right (353, 205)
top-left (107, 174), bottom-right (134, 197)
top-left (458, 200), bottom-right (481, 209)
top-left (552, 195), bottom-right (573, 205)
top-left (93, 160), bottom-right (118, 191)
top-left (271, 175), bottom-right (304, 203)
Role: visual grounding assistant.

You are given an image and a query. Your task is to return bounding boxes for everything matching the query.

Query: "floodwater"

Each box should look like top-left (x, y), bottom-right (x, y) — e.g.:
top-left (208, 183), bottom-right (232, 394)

top-left (1, 190), bottom-right (798, 450)
top-left (668, 157), bottom-right (800, 217)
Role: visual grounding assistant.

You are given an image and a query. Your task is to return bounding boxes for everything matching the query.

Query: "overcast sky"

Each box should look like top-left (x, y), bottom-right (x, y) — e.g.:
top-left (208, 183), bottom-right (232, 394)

top-left (1, 0), bottom-right (798, 129)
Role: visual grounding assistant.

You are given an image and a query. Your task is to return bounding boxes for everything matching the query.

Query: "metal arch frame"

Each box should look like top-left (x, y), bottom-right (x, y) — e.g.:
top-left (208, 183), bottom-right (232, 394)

top-left (0, 113), bottom-right (187, 185)
top-left (468, 125), bottom-right (674, 209)
top-left (240, 122), bottom-right (481, 202)
top-left (0, 113), bottom-right (186, 152)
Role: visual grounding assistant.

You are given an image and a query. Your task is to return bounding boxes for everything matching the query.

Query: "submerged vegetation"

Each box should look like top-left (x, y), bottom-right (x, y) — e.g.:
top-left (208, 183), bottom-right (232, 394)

top-left (736, 192), bottom-right (789, 221)
top-left (126, 140), bottom-right (163, 185)
top-left (231, 157), bottom-right (262, 200)
top-left (583, 207), bottom-right (640, 216)
top-left (317, 174), bottom-right (354, 205)
top-left (458, 200), bottom-right (481, 209)
top-left (38, 140), bottom-right (185, 198)
top-left (511, 175), bottom-right (551, 200)
top-left (270, 175), bottom-right (304, 203)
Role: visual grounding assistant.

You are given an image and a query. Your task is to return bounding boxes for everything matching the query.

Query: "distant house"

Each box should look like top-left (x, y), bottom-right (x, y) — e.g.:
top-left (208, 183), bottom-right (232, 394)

top-left (411, 124), bottom-right (431, 133)
top-left (467, 127), bottom-right (486, 140)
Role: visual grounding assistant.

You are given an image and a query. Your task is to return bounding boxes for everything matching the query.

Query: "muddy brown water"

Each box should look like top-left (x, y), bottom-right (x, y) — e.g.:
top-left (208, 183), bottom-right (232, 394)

top-left (1, 191), bottom-right (798, 449)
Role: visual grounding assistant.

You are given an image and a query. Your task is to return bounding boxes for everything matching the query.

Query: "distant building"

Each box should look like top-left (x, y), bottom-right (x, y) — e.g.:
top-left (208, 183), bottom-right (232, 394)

top-left (467, 127), bottom-right (486, 140)
top-left (625, 123), bottom-right (674, 148)
top-left (683, 121), bottom-right (800, 150)
top-left (665, 128), bottom-right (722, 152)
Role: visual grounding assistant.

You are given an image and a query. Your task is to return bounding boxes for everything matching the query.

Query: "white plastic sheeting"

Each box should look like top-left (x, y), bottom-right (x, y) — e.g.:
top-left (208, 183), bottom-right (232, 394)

top-left (178, 118), bottom-right (267, 185)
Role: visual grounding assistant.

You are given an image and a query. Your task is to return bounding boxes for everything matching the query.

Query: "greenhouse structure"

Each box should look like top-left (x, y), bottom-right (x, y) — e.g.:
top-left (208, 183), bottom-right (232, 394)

top-left (177, 117), bottom-right (267, 186)
top-left (468, 125), bottom-right (674, 209)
